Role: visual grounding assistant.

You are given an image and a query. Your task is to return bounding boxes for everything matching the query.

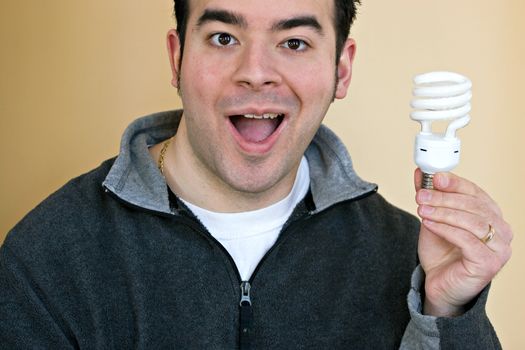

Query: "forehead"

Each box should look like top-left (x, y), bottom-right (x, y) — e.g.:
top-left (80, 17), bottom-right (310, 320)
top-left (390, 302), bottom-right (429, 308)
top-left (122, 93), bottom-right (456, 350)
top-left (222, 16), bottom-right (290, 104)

top-left (186, 0), bottom-right (335, 29)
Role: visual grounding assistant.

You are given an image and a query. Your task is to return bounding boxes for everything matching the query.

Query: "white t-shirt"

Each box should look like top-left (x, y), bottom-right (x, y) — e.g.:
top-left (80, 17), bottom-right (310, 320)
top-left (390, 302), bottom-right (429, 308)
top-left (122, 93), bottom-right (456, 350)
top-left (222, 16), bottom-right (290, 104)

top-left (181, 157), bottom-right (310, 281)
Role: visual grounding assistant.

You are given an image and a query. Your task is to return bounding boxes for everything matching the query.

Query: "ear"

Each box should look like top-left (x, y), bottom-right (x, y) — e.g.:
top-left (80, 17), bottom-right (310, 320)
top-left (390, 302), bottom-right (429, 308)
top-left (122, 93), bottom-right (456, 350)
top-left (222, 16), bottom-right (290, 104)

top-left (334, 38), bottom-right (356, 99)
top-left (167, 29), bottom-right (182, 88)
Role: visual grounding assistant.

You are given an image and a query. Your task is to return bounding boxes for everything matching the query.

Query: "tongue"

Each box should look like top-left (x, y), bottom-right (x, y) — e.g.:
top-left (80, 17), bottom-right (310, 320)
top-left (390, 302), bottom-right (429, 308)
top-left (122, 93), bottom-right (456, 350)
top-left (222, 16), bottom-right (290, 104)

top-left (232, 116), bottom-right (280, 143)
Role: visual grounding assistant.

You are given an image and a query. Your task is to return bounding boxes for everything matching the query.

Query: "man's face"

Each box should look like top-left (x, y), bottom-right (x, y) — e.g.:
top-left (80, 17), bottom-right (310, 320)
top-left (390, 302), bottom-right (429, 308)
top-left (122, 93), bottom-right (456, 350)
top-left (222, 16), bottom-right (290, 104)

top-left (168, 0), bottom-right (354, 206)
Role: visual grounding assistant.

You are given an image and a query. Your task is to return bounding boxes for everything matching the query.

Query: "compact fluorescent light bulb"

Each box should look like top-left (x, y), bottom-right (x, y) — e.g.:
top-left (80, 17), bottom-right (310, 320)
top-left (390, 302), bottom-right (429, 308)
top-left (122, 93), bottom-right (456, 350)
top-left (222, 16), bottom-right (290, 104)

top-left (410, 71), bottom-right (472, 189)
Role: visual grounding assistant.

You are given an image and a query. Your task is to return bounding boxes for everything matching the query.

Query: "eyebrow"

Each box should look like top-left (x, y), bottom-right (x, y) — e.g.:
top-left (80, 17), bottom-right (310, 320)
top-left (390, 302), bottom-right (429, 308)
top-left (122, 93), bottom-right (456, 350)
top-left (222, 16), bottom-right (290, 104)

top-left (196, 9), bottom-right (247, 28)
top-left (271, 16), bottom-right (324, 35)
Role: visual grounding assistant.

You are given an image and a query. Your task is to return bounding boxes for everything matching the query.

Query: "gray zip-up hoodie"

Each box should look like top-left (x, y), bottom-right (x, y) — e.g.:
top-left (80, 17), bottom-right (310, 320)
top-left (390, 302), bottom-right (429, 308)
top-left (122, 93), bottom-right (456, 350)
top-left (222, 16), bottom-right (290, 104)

top-left (0, 110), bottom-right (500, 349)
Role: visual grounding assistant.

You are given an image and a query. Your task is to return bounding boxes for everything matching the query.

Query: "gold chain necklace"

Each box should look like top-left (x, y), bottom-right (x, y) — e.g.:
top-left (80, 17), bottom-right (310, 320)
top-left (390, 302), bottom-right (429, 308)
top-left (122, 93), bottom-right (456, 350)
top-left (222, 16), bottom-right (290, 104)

top-left (157, 137), bottom-right (172, 175)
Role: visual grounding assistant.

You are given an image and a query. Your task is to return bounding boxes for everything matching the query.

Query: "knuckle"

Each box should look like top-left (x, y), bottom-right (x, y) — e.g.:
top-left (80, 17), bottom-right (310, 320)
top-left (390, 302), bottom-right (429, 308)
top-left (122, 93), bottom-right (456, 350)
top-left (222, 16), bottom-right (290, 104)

top-left (476, 220), bottom-right (488, 236)
top-left (436, 207), bottom-right (449, 220)
top-left (431, 190), bottom-right (444, 205)
top-left (472, 183), bottom-right (482, 196)
top-left (478, 201), bottom-right (491, 214)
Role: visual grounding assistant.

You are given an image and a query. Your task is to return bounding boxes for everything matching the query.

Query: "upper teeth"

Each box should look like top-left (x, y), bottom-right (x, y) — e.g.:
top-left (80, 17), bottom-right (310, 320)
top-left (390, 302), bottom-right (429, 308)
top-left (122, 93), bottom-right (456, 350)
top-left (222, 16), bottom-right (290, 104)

top-left (243, 113), bottom-right (280, 119)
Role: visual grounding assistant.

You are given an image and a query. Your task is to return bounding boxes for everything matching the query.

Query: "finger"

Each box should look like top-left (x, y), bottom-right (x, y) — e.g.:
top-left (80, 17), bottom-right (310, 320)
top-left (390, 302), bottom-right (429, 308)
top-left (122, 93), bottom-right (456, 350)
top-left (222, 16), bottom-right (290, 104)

top-left (416, 189), bottom-right (502, 224)
top-left (414, 169), bottom-right (486, 197)
top-left (414, 168), bottom-right (514, 246)
top-left (432, 173), bottom-right (494, 205)
top-left (417, 204), bottom-right (513, 245)
top-left (479, 224), bottom-right (513, 259)
top-left (422, 219), bottom-right (511, 273)
top-left (415, 170), bottom-right (503, 219)
top-left (416, 177), bottom-right (513, 244)
top-left (414, 169), bottom-right (490, 203)
top-left (414, 168), bottom-right (423, 191)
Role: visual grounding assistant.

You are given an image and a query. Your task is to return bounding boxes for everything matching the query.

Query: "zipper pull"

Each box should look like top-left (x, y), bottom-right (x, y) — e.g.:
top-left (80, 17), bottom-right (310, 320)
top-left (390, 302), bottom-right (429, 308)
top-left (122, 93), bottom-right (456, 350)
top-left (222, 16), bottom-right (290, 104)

top-left (240, 281), bottom-right (252, 306)
top-left (239, 281), bottom-right (253, 348)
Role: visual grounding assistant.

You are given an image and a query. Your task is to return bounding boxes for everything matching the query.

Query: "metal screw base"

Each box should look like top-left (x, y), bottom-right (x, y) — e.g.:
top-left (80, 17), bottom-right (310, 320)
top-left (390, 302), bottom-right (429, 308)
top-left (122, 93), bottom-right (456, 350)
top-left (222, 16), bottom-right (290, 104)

top-left (422, 173), bottom-right (434, 189)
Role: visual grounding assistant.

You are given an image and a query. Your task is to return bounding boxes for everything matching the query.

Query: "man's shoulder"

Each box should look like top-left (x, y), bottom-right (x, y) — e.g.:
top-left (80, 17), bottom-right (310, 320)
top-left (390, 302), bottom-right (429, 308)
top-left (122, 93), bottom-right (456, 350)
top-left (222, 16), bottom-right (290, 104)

top-left (3, 157), bottom-right (117, 252)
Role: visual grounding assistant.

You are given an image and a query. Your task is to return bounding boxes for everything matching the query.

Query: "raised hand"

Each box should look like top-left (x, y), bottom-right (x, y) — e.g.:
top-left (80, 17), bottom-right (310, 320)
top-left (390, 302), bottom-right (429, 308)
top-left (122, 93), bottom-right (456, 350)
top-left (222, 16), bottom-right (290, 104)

top-left (414, 168), bottom-right (512, 317)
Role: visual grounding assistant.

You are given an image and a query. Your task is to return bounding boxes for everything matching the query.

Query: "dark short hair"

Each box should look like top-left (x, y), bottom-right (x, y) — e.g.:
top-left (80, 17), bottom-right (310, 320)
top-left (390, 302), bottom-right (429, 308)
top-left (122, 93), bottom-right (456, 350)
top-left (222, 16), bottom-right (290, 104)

top-left (173, 0), bottom-right (360, 64)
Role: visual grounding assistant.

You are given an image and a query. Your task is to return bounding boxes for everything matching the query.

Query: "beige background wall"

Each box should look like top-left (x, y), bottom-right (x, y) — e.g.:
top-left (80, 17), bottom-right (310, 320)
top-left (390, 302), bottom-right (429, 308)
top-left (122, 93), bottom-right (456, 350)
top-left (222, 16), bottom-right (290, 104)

top-left (1, 1), bottom-right (523, 348)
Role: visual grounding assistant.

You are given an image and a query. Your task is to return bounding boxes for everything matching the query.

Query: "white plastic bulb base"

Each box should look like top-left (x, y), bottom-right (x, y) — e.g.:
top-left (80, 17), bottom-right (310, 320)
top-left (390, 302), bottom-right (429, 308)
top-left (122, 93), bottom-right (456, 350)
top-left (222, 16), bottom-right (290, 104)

top-left (415, 134), bottom-right (461, 189)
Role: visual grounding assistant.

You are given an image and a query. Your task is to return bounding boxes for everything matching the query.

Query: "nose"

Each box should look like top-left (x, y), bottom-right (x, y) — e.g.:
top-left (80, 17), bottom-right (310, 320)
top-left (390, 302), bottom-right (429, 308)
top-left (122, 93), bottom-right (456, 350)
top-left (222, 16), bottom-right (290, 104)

top-left (232, 43), bottom-right (282, 90)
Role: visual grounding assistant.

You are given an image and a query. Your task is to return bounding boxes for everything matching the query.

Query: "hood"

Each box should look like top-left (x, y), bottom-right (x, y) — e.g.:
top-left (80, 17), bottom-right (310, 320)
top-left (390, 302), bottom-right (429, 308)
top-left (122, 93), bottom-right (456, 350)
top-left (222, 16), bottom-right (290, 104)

top-left (102, 110), bottom-right (377, 215)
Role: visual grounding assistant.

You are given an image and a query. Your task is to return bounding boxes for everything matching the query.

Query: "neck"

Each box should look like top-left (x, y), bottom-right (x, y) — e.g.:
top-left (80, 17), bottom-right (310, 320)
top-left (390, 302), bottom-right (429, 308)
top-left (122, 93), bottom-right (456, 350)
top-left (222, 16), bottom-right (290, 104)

top-left (151, 117), bottom-right (299, 213)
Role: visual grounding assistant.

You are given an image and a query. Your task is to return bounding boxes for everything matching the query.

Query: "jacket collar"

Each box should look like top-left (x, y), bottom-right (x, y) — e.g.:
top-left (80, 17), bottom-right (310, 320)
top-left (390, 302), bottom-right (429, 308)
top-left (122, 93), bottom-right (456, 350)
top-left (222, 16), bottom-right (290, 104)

top-left (102, 110), bottom-right (377, 215)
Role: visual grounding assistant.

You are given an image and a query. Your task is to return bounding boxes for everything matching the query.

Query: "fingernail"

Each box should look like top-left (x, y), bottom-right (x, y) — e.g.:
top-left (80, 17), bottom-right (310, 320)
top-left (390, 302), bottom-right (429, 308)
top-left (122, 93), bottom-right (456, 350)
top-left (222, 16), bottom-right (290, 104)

top-left (422, 219), bottom-right (435, 226)
top-left (420, 205), bottom-right (435, 215)
top-left (419, 190), bottom-right (432, 203)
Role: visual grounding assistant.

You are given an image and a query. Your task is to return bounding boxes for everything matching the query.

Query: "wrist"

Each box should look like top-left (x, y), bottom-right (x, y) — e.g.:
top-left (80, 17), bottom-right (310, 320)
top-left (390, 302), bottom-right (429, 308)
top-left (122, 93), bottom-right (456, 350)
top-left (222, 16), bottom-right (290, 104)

top-left (423, 296), bottom-right (466, 317)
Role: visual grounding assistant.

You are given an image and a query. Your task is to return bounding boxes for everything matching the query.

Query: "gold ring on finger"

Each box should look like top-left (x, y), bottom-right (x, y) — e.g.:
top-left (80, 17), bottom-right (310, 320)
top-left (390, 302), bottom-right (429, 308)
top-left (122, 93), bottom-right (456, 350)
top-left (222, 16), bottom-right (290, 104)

top-left (480, 224), bottom-right (496, 244)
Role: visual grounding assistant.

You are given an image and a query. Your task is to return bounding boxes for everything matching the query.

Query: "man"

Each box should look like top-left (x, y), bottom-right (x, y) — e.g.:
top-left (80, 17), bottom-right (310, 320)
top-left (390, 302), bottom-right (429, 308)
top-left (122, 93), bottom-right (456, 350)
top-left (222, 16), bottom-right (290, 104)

top-left (0, 0), bottom-right (512, 348)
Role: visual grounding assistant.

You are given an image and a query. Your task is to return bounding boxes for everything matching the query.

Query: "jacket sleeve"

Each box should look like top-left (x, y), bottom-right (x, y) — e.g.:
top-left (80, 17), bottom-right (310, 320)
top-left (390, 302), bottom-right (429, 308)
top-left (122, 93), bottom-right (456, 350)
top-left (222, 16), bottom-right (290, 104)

top-left (0, 244), bottom-right (74, 349)
top-left (399, 265), bottom-right (502, 350)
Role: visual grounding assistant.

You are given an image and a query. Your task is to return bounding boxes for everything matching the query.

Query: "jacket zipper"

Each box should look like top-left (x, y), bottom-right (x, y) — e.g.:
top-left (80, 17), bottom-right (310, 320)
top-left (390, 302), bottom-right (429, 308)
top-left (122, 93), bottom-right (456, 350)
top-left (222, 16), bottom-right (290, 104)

top-left (175, 212), bottom-right (311, 349)
top-left (239, 281), bottom-right (253, 348)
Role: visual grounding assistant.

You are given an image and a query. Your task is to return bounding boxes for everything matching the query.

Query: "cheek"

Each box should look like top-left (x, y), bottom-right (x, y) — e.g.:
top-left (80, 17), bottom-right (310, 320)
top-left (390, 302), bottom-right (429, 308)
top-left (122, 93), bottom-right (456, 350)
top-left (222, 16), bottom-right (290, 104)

top-left (283, 53), bottom-right (334, 84)
top-left (180, 54), bottom-right (227, 102)
top-left (285, 61), bottom-right (336, 102)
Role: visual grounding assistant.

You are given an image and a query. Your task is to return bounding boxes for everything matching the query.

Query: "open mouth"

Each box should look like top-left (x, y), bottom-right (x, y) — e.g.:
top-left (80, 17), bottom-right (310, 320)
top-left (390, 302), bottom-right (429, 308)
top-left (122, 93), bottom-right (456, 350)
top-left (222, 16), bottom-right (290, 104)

top-left (229, 113), bottom-right (285, 143)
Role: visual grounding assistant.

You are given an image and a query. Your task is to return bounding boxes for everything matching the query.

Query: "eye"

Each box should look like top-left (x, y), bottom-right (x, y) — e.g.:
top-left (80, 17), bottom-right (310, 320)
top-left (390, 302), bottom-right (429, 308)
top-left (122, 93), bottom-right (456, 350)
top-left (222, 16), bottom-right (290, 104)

top-left (210, 33), bottom-right (238, 47)
top-left (281, 38), bottom-right (308, 51)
